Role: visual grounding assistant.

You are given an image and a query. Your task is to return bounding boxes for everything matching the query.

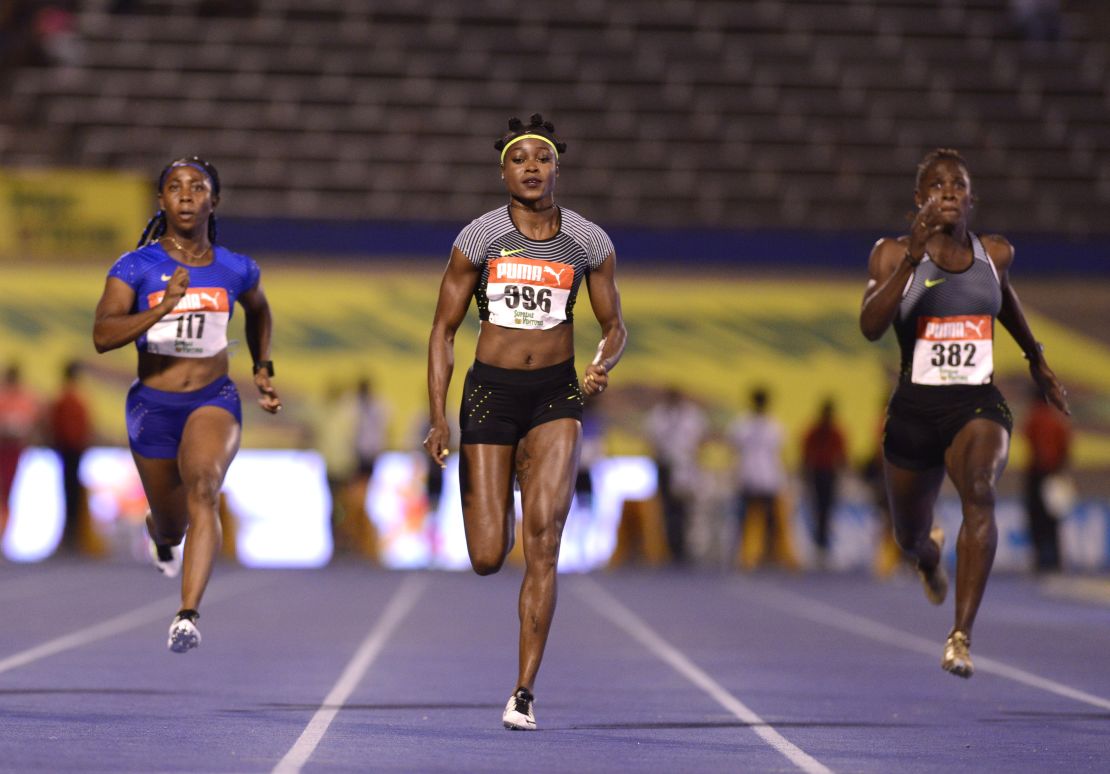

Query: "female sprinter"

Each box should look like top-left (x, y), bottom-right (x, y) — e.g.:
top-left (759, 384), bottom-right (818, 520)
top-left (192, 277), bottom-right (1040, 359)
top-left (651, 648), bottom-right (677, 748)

top-left (424, 114), bottom-right (626, 729)
top-left (93, 157), bottom-right (281, 653)
top-left (860, 148), bottom-right (1068, 677)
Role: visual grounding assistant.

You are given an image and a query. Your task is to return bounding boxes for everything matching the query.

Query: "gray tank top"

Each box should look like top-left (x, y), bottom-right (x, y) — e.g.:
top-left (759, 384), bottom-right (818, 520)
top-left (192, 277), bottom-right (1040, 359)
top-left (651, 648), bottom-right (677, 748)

top-left (894, 233), bottom-right (1003, 385)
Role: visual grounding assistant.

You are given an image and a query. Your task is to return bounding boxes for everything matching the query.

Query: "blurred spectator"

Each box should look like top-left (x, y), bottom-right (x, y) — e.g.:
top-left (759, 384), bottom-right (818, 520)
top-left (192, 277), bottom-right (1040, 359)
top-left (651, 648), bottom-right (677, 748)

top-left (32, 2), bottom-right (81, 67)
top-left (1023, 389), bottom-right (1072, 572)
top-left (575, 401), bottom-right (605, 515)
top-left (48, 360), bottom-right (92, 553)
top-left (0, 362), bottom-right (40, 541)
top-left (312, 381), bottom-right (359, 555)
top-left (727, 386), bottom-right (797, 570)
top-left (801, 397), bottom-right (847, 567)
top-left (861, 406), bottom-right (903, 579)
top-left (354, 376), bottom-right (389, 481)
top-left (413, 411), bottom-right (456, 563)
top-left (645, 386), bottom-right (707, 565)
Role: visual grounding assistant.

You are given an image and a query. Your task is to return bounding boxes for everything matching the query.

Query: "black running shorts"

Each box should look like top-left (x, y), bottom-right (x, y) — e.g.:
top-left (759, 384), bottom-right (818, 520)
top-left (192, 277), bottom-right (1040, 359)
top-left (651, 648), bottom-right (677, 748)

top-left (460, 359), bottom-right (584, 445)
top-left (883, 382), bottom-right (1013, 471)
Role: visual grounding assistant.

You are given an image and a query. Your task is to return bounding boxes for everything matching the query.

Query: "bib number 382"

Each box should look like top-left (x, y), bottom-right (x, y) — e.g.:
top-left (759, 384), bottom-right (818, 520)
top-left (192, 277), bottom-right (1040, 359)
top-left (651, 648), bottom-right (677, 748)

top-left (911, 315), bottom-right (993, 385)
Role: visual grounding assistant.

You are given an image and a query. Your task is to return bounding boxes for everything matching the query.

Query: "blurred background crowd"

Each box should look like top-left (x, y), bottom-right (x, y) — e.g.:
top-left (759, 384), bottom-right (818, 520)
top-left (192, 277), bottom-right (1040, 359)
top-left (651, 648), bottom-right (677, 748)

top-left (0, 0), bottom-right (1105, 574)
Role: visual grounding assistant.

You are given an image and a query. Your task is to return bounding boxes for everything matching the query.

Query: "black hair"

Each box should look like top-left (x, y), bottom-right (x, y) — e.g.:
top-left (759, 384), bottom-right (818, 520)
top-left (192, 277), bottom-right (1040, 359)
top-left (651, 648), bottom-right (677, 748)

top-left (493, 113), bottom-right (567, 158)
top-left (915, 148), bottom-right (968, 190)
top-left (750, 386), bottom-right (769, 411)
top-left (136, 156), bottom-right (222, 248)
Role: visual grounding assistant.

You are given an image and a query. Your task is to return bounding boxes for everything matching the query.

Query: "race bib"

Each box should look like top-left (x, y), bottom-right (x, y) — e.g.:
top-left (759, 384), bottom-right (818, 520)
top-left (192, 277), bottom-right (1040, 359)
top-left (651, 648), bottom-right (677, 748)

top-left (486, 256), bottom-right (573, 330)
top-left (911, 315), bottom-right (993, 385)
top-left (145, 288), bottom-right (230, 357)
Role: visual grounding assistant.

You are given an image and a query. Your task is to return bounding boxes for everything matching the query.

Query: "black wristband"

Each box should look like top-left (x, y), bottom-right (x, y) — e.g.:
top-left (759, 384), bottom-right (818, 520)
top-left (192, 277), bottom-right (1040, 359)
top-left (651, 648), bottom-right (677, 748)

top-left (253, 360), bottom-right (274, 377)
top-left (1023, 343), bottom-right (1045, 362)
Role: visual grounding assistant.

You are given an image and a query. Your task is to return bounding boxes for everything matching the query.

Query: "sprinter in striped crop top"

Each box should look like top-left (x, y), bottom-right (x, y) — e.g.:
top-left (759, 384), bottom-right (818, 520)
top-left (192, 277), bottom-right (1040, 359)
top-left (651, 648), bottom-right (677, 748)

top-left (425, 114), bottom-right (627, 730)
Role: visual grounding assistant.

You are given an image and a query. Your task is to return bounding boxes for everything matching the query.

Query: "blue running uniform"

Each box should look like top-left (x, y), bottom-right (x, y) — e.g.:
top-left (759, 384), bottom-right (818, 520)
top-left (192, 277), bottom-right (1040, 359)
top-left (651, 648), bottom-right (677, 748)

top-left (108, 243), bottom-right (260, 458)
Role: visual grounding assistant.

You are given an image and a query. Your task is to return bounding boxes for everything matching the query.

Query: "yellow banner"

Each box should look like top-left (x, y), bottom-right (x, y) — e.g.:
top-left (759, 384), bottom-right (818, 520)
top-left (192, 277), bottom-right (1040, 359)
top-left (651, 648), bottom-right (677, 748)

top-left (0, 168), bottom-right (150, 261)
top-left (0, 265), bottom-right (1106, 470)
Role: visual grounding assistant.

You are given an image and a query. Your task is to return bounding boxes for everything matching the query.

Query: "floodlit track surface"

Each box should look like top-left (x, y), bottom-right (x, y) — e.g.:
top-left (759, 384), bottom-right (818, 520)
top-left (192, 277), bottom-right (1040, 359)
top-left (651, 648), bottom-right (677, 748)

top-left (2, 560), bottom-right (1108, 773)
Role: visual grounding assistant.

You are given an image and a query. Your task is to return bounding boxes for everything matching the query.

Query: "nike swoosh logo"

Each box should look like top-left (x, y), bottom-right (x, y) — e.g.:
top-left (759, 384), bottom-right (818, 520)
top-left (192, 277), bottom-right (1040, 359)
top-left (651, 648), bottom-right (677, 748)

top-left (924, 278), bottom-right (946, 288)
top-left (500, 248), bottom-right (525, 257)
top-left (161, 274), bottom-right (173, 281)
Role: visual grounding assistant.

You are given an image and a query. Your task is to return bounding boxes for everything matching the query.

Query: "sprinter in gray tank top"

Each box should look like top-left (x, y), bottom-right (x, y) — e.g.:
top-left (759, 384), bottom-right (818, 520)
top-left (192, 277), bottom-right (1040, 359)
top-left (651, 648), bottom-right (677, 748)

top-left (860, 149), bottom-right (1068, 679)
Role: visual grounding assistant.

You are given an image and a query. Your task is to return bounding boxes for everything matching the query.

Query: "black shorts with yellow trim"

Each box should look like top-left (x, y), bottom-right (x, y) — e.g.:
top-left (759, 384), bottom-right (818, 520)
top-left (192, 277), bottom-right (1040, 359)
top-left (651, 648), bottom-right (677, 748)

top-left (883, 382), bottom-right (1013, 471)
top-left (460, 359), bottom-right (584, 446)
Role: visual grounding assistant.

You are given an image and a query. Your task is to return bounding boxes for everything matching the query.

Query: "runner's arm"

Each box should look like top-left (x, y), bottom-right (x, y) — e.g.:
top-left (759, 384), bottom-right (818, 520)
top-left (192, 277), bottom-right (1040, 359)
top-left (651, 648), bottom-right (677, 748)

top-left (425, 247), bottom-right (480, 465)
top-left (93, 270), bottom-right (188, 353)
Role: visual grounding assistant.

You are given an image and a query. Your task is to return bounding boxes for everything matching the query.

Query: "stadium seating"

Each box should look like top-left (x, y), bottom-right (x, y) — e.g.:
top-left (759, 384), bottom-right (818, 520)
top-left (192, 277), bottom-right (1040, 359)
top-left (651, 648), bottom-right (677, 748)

top-left (2, 0), bottom-right (1107, 235)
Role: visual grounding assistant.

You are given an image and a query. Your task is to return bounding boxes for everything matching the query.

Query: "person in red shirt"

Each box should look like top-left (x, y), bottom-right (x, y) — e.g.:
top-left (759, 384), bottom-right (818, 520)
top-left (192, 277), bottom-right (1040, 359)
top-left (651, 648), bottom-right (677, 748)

top-left (0, 362), bottom-right (41, 541)
top-left (1023, 387), bottom-right (1072, 572)
top-left (802, 398), bottom-right (848, 567)
top-left (49, 360), bottom-right (94, 553)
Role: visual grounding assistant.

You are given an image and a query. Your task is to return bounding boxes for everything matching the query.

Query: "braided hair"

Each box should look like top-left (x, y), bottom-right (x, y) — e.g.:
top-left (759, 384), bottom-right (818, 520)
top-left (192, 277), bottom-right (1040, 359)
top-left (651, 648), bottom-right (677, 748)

top-left (136, 156), bottom-right (222, 248)
top-left (494, 113), bottom-right (567, 158)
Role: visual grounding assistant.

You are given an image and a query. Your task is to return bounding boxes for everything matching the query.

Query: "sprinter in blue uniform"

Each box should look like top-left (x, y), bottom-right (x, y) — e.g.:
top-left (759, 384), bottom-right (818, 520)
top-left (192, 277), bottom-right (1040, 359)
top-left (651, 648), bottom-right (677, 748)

top-left (94, 157), bottom-right (281, 653)
top-left (425, 115), bottom-right (627, 730)
top-left (860, 149), bottom-right (1068, 677)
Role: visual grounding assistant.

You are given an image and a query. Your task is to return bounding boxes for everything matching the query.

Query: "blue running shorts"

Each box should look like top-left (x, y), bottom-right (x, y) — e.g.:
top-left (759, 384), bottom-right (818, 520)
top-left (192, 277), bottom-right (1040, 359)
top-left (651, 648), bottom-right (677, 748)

top-left (125, 375), bottom-right (242, 459)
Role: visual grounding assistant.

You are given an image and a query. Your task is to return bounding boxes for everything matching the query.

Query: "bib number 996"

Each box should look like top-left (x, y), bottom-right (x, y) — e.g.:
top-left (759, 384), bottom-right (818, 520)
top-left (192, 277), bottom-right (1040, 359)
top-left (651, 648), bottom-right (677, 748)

top-left (503, 284), bottom-right (552, 313)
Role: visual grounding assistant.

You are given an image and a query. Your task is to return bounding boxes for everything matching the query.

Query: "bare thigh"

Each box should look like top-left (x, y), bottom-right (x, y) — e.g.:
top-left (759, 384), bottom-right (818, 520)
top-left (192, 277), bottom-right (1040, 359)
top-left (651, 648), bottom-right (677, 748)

top-left (459, 443), bottom-right (516, 573)
top-left (178, 405), bottom-right (241, 492)
top-left (132, 405), bottom-right (241, 541)
top-left (516, 418), bottom-right (581, 554)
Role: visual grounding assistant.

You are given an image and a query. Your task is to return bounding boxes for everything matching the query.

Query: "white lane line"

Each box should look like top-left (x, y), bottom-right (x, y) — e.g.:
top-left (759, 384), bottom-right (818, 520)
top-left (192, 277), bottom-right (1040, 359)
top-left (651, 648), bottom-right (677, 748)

top-left (0, 570), bottom-right (265, 675)
top-left (733, 582), bottom-right (1110, 712)
top-left (576, 577), bottom-right (833, 774)
top-left (272, 573), bottom-right (427, 774)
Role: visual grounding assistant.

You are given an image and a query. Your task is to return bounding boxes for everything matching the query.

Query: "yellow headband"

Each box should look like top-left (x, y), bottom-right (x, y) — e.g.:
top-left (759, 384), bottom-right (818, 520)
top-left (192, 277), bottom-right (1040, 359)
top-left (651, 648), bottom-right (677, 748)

top-left (500, 134), bottom-right (559, 164)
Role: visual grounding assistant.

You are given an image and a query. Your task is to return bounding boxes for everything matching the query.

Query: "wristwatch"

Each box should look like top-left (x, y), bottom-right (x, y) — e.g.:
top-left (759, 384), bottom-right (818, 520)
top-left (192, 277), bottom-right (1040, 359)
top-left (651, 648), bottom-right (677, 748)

top-left (253, 360), bottom-right (274, 377)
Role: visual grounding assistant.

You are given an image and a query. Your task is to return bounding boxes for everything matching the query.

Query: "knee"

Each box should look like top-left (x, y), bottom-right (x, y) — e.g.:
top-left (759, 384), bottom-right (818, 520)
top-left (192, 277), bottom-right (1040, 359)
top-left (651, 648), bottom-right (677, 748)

top-left (524, 523), bottom-right (561, 570)
top-left (185, 473), bottom-right (222, 510)
top-left (470, 552), bottom-right (506, 576)
top-left (965, 471), bottom-right (997, 510)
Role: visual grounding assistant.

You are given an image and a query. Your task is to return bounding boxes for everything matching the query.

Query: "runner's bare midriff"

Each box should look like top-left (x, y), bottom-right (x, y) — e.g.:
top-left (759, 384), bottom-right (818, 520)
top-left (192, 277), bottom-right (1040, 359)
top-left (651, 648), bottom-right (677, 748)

top-left (137, 350), bottom-right (229, 392)
top-left (475, 321), bottom-right (574, 369)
